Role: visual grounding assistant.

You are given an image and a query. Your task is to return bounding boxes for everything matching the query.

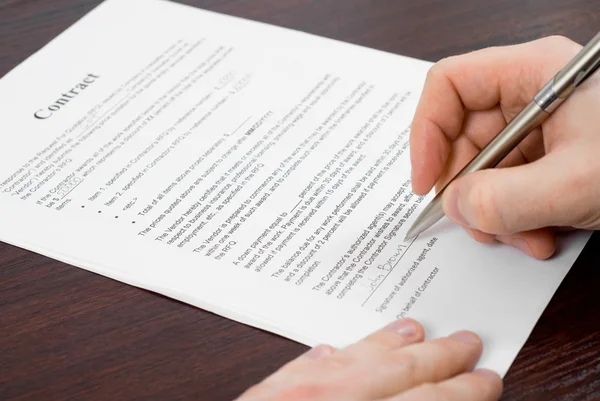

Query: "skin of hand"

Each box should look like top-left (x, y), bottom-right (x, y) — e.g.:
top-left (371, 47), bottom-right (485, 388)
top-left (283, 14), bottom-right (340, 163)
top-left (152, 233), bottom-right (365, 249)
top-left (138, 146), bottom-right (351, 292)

top-left (237, 35), bottom-right (599, 401)
top-left (409, 35), bottom-right (600, 259)
top-left (235, 318), bottom-right (502, 401)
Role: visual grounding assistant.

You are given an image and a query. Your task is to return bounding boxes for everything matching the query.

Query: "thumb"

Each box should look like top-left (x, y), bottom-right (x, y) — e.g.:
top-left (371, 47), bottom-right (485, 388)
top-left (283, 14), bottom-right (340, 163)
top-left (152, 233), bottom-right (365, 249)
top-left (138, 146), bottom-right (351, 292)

top-left (440, 154), bottom-right (580, 235)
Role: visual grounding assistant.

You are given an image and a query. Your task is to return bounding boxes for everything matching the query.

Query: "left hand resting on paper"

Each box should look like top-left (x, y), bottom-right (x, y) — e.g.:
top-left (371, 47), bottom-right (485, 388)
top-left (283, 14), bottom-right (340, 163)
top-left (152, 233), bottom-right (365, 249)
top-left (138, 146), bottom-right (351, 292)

top-left (235, 318), bottom-right (502, 401)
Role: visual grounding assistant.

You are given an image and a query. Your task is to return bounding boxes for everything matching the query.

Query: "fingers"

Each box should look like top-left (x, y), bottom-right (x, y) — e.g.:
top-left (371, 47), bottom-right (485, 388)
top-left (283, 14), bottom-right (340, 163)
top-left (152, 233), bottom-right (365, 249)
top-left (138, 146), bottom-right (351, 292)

top-left (433, 130), bottom-right (526, 194)
top-left (377, 331), bottom-right (483, 391)
top-left (410, 35), bottom-right (581, 195)
top-left (386, 369), bottom-right (503, 401)
top-left (435, 123), bottom-right (556, 259)
top-left (302, 344), bottom-right (336, 360)
top-left (337, 329), bottom-right (484, 399)
top-left (283, 319), bottom-right (424, 373)
top-left (267, 344), bottom-right (336, 380)
top-left (236, 319), bottom-right (495, 401)
top-left (440, 150), bottom-right (592, 237)
top-left (495, 228), bottom-right (556, 260)
top-left (459, 200), bottom-right (557, 260)
top-left (461, 109), bottom-right (545, 167)
top-left (337, 318), bottom-right (424, 360)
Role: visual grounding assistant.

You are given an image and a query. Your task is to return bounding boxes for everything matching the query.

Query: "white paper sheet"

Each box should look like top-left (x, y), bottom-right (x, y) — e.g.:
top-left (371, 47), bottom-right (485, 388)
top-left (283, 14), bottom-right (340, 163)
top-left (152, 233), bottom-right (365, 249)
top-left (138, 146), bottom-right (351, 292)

top-left (0, 0), bottom-right (591, 377)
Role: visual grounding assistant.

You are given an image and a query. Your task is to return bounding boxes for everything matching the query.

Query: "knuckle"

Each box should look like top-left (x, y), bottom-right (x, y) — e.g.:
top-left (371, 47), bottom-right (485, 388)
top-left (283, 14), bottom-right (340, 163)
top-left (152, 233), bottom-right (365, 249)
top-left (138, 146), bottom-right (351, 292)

top-left (533, 35), bottom-right (582, 86)
top-left (465, 227), bottom-right (495, 244)
top-left (476, 374), bottom-right (503, 395)
top-left (425, 65), bottom-right (439, 83)
top-left (426, 57), bottom-right (453, 81)
top-left (540, 35), bottom-right (583, 63)
top-left (460, 373), bottom-right (503, 400)
top-left (545, 34), bottom-right (580, 51)
top-left (437, 55), bottom-right (457, 69)
top-left (446, 333), bottom-right (482, 351)
top-left (388, 350), bottom-right (419, 374)
top-left (367, 331), bottom-right (412, 351)
top-left (324, 351), bottom-right (355, 369)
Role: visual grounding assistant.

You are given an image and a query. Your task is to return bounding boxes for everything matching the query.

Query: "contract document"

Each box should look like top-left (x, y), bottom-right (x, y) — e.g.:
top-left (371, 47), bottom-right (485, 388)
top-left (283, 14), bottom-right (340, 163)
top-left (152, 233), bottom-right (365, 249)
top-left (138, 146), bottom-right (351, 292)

top-left (0, 0), bottom-right (591, 377)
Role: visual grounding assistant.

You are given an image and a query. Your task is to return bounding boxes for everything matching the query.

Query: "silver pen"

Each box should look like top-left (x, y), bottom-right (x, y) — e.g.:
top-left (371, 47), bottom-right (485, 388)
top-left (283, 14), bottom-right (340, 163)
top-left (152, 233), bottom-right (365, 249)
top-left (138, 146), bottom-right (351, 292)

top-left (405, 31), bottom-right (600, 241)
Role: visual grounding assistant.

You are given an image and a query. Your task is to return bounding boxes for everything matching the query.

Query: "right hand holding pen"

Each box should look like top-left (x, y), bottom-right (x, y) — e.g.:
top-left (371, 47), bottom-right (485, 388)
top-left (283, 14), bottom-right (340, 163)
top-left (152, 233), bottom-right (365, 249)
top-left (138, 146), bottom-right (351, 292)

top-left (409, 35), bottom-right (600, 259)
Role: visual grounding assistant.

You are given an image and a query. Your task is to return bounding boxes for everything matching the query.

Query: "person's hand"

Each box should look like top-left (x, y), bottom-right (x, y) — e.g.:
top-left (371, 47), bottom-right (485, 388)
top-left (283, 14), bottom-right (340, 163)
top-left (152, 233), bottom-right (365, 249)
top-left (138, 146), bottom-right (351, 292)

top-left (235, 318), bottom-right (502, 401)
top-left (409, 35), bottom-right (600, 259)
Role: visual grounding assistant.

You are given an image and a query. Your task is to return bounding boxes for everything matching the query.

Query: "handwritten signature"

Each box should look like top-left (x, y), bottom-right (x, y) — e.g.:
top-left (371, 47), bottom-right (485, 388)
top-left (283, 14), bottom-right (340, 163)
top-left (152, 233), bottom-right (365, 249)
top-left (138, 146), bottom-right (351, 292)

top-left (363, 273), bottom-right (386, 292)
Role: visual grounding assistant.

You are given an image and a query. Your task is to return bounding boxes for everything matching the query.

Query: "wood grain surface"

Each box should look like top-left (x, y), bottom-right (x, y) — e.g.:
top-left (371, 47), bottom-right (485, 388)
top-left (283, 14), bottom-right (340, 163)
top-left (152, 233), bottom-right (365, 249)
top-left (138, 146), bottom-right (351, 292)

top-left (1, 0), bottom-right (599, 400)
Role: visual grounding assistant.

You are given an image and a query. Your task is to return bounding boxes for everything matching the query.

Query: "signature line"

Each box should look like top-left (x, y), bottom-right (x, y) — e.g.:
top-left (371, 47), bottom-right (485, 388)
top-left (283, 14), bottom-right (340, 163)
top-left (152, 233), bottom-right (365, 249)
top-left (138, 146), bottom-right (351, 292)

top-left (361, 234), bottom-right (419, 307)
top-left (290, 199), bottom-right (303, 213)
top-left (229, 116), bottom-right (252, 137)
top-left (60, 179), bottom-right (85, 200)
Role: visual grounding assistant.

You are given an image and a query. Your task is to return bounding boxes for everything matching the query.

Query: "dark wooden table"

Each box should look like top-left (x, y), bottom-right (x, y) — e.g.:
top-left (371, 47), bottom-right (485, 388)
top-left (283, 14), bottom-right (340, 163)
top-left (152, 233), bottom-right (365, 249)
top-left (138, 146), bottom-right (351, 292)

top-left (1, 0), bottom-right (599, 400)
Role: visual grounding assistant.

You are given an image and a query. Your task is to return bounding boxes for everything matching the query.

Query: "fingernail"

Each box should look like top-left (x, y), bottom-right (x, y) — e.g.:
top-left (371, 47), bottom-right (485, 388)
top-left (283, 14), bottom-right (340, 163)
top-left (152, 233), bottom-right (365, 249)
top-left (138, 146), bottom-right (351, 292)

top-left (444, 185), bottom-right (470, 227)
top-left (449, 330), bottom-right (480, 345)
top-left (304, 344), bottom-right (334, 359)
top-left (473, 368), bottom-right (501, 381)
top-left (383, 318), bottom-right (419, 337)
top-left (510, 238), bottom-right (534, 257)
